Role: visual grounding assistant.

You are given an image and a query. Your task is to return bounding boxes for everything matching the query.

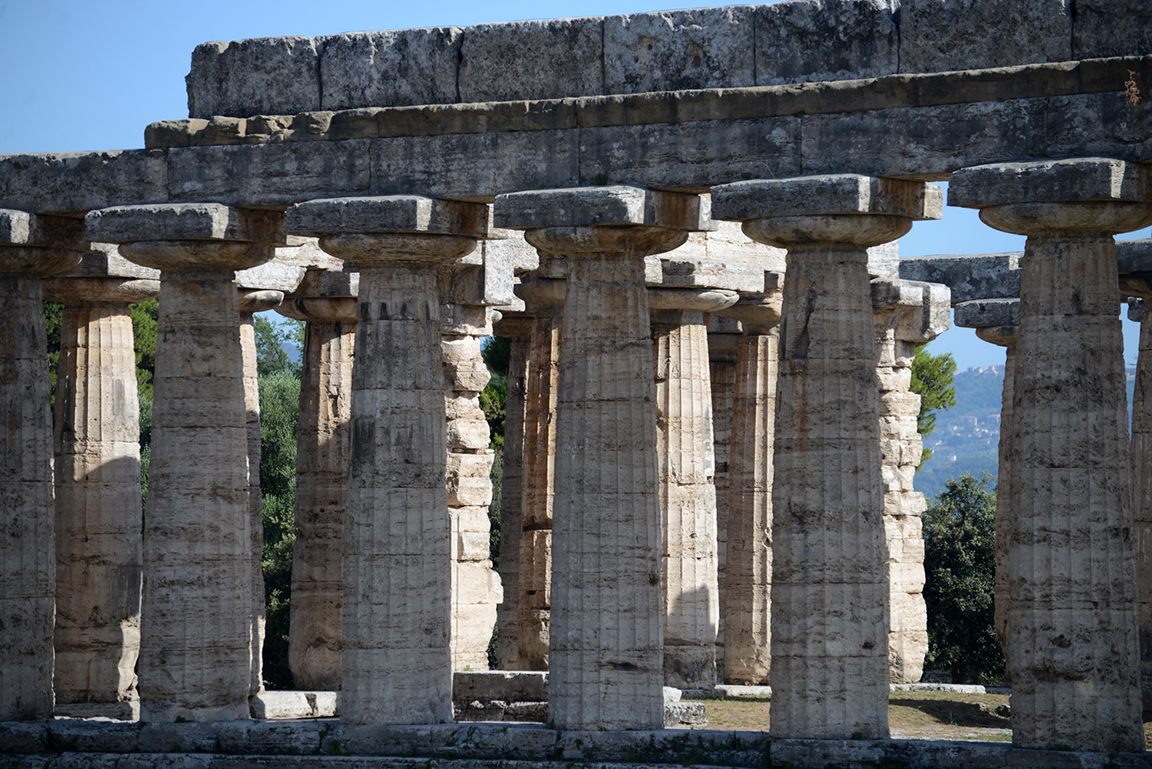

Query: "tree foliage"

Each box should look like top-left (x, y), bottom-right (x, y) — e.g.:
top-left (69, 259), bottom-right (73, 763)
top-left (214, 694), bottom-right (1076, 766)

top-left (254, 315), bottom-right (304, 378)
top-left (130, 299), bottom-right (159, 400)
top-left (922, 472), bottom-right (1004, 684)
top-left (910, 345), bottom-right (957, 468)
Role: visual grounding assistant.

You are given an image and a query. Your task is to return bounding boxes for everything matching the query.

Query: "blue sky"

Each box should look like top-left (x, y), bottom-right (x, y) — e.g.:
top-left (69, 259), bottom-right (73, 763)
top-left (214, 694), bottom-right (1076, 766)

top-left (2, 0), bottom-right (1147, 369)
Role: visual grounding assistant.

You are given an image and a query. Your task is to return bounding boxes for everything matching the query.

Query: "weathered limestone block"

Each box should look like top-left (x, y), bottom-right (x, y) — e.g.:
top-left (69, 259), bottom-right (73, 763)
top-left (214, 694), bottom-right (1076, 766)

top-left (899, 0), bottom-right (1071, 74)
top-left (187, 37), bottom-right (321, 118)
top-left (87, 202), bottom-right (286, 722)
top-left (43, 253), bottom-right (159, 713)
top-left (755, 0), bottom-right (898, 86)
top-left (713, 174), bottom-right (942, 739)
top-left (319, 28), bottom-right (462, 111)
top-left (1073, 0), bottom-right (1152, 59)
top-left (495, 185), bottom-right (708, 730)
top-left (717, 292), bottom-right (783, 687)
top-left (277, 275), bottom-right (358, 692)
top-left (459, 17), bottom-right (604, 103)
top-left (237, 288), bottom-right (286, 696)
top-left (603, 7), bottom-right (755, 94)
top-left (492, 314), bottom-right (531, 670)
top-left (649, 288), bottom-right (737, 689)
top-left (514, 278), bottom-right (567, 672)
top-left (950, 156), bottom-right (1152, 753)
top-left (871, 277), bottom-right (951, 685)
top-left (0, 211), bottom-right (86, 721)
top-left (288, 194), bottom-right (486, 725)
top-left (897, 253), bottom-right (1021, 304)
top-left (954, 297), bottom-right (1020, 673)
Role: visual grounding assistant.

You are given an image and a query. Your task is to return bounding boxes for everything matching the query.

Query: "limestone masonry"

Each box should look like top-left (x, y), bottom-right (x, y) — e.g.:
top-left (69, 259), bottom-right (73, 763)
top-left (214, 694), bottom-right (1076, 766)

top-left (1, 0), bottom-right (1151, 767)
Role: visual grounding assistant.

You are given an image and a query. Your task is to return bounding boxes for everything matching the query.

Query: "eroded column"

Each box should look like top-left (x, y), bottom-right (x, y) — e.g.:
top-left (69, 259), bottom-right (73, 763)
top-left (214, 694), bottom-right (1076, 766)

top-left (717, 288), bottom-right (783, 686)
top-left (649, 288), bottom-right (736, 689)
top-left (44, 250), bottom-right (159, 717)
top-left (951, 157), bottom-right (1151, 752)
top-left (713, 174), bottom-right (942, 738)
top-left (495, 186), bottom-right (706, 729)
top-left (0, 210), bottom-right (85, 720)
top-left (87, 203), bottom-right (285, 722)
top-left (288, 195), bottom-right (485, 724)
top-left (871, 278), bottom-right (950, 684)
top-left (707, 321), bottom-right (740, 681)
top-left (278, 270), bottom-right (358, 692)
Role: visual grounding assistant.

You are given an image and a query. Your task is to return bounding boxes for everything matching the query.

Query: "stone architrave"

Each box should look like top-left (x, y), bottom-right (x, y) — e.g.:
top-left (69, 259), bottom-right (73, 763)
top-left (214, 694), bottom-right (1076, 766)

top-left (42, 248), bottom-right (160, 718)
top-left (236, 287), bottom-right (286, 695)
top-left (649, 286), bottom-right (737, 689)
top-left (953, 296), bottom-right (1020, 672)
top-left (288, 195), bottom-right (486, 725)
top-left (716, 284), bottom-right (783, 686)
top-left (495, 185), bottom-right (709, 730)
top-left (491, 312), bottom-right (532, 670)
top-left (950, 157), bottom-right (1152, 753)
top-left (870, 278), bottom-right (951, 685)
top-left (515, 276), bottom-right (567, 671)
top-left (706, 316), bottom-right (741, 679)
top-left (0, 210), bottom-right (86, 721)
top-left (713, 174), bottom-right (942, 739)
top-left (86, 202), bottom-right (286, 722)
top-left (277, 268), bottom-right (359, 691)
top-left (1118, 238), bottom-right (1152, 718)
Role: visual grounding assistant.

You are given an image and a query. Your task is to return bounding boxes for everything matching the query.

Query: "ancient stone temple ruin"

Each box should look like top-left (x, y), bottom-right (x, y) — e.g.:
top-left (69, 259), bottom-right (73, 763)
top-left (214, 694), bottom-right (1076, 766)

top-left (1, 0), bottom-right (1151, 766)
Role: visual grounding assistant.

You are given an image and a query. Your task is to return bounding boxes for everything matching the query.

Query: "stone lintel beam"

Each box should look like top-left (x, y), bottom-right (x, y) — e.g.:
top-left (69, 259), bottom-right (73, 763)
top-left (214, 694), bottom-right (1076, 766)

top-left (494, 185), bottom-right (712, 233)
top-left (897, 253), bottom-right (1022, 306)
top-left (949, 156), bottom-right (1152, 753)
top-left (712, 174), bottom-right (943, 225)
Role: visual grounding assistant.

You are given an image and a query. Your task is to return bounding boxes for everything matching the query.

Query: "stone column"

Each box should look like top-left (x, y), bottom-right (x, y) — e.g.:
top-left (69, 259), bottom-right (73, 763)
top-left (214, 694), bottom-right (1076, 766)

top-left (237, 288), bottom-right (285, 696)
top-left (288, 195), bottom-right (486, 725)
top-left (713, 174), bottom-right (942, 739)
top-left (1119, 244), bottom-right (1152, 717)
top-left (278, 269), bottom-right (358, 692)
top-left (716, 288), bottom-right (783, 686)
top-left (649, 287), bottom-right (737, 689)
top-left (951, 157), bottom-right (1152, 752)
top-left (86, 203), bottom-right (285, 722)
top-left (43, 250), bottom-right (159, 718)
top-left (0, 210), bottom-right (85, 720)
top-left (495, 186), bottom-right (707, 730)
top-left (871, 278), bottom-right (951, 685)
top-left (707, 318), bottom-right (741, 680)
top-left (954, 297), bottom-right (1020, 672)
top-left (491, 313), bottom-right (532, 670)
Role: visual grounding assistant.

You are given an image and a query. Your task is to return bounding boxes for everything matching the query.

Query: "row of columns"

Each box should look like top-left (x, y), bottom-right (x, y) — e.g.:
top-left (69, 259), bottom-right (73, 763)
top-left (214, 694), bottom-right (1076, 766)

top-left (2, 156), bottom-right (1149, 755)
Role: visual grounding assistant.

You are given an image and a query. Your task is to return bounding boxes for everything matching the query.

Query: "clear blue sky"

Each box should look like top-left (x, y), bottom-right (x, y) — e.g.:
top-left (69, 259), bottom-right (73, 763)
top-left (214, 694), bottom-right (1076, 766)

top-left (2, 0), bottom-right (1146, 369)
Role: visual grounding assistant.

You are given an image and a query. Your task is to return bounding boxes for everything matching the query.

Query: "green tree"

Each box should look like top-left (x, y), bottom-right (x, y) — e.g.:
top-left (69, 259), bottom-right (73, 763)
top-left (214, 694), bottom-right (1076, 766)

top-left (910, 345), bottom-right (957, 468)
top-left (922, 472), bottom-right (1004, 684)
top-left (254, 315), bottom-right (303, 378)
top-left (130, 299), bottom-right (158, 399)
top-left (44, 302), bottom-right (63, 402)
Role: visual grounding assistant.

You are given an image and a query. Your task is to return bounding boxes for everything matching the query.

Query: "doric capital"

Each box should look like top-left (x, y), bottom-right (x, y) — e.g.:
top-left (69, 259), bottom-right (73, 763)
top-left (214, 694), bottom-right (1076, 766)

top-left (494, 186), bottom-right (711, 232)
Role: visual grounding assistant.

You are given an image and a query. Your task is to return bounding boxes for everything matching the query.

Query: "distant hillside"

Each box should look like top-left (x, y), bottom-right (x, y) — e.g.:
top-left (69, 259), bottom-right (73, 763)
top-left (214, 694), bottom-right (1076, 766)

top-left (913, 366), bottom-right (1138, 502)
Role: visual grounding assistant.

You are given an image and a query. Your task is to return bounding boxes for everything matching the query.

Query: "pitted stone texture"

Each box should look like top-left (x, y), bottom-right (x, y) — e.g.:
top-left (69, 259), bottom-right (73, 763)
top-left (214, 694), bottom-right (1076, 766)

top-left (236, 259), bottom-right (307, 294)
top-left (289, 315), bottom-right (355, 691)
top-left (708, 349), bottom-right (738, 677)
top-left (0, 210), bottom-right (87, 250)
top-left (496, 186), bottom-right (711, 232)
top-left (755, 0), bottom-right (898, 86)
top-left (899, 0), bottom-right (1071, 74)
top-left (897, 253), bottom-right (1021, 305)
top-left (87, 203), bottom-right (286, 246)
top-left (1073, 0), bottom-right (1152, 59)
top-left (187, 37), bottom-right (321, 118)
top-left (604, 7), bottom-right (755, 95)
top-left (949, 157), bottom-right (1152, 209)
top-left (670, 221), bottom-right (788, 276)
top-left (652, 311), bottom-right (720, 689)
top-left (954, 297), bottom-right (1021, 328)
top-left (138, 268), bottom-right (253, 723)
top-left (723, 332), bottom-right (778, 685)
top-left (288, 195), bottom-right (489, 240)
top-left (492, 317), bottom-right (531, 670)
top-left (52, 305), bottom-right (143, 707)
top-left (459, 17), bottom-right (603, 103)
top-left (0, 275), bottom-right (55, 721)
top-left (1133, 297), bottom-right (1152, 714)
top-left (712, 175), bottom-right (943, 222)
top-left (319, 28), bottom-right (463, 112)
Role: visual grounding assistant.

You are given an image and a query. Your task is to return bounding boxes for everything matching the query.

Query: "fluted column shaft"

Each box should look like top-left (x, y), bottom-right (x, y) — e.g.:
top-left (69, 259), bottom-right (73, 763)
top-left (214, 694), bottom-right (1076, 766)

top-left (493, 316), bottom-right (531, 670)
top-left (982, 205), bottom-right (1146, 751)
top-left (724, 330), bottom-right (778, 685)
top-left (284, 299), bottom-right (356, 691)
top-left (708, 334), bottom-right (738, 679)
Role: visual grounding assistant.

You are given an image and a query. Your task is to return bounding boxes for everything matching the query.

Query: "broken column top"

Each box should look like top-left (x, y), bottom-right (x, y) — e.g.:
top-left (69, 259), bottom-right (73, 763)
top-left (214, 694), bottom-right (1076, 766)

top-left (494, 186), bottom-right (712, 232)
top-left (949, 157), bottom-right (1152, 208)
top-left (287, 195), bottom-right (489, 238)
top-left (871, 277), bottom-right (952, 343)
top-left (711, 175), bottom-right (943, 221)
